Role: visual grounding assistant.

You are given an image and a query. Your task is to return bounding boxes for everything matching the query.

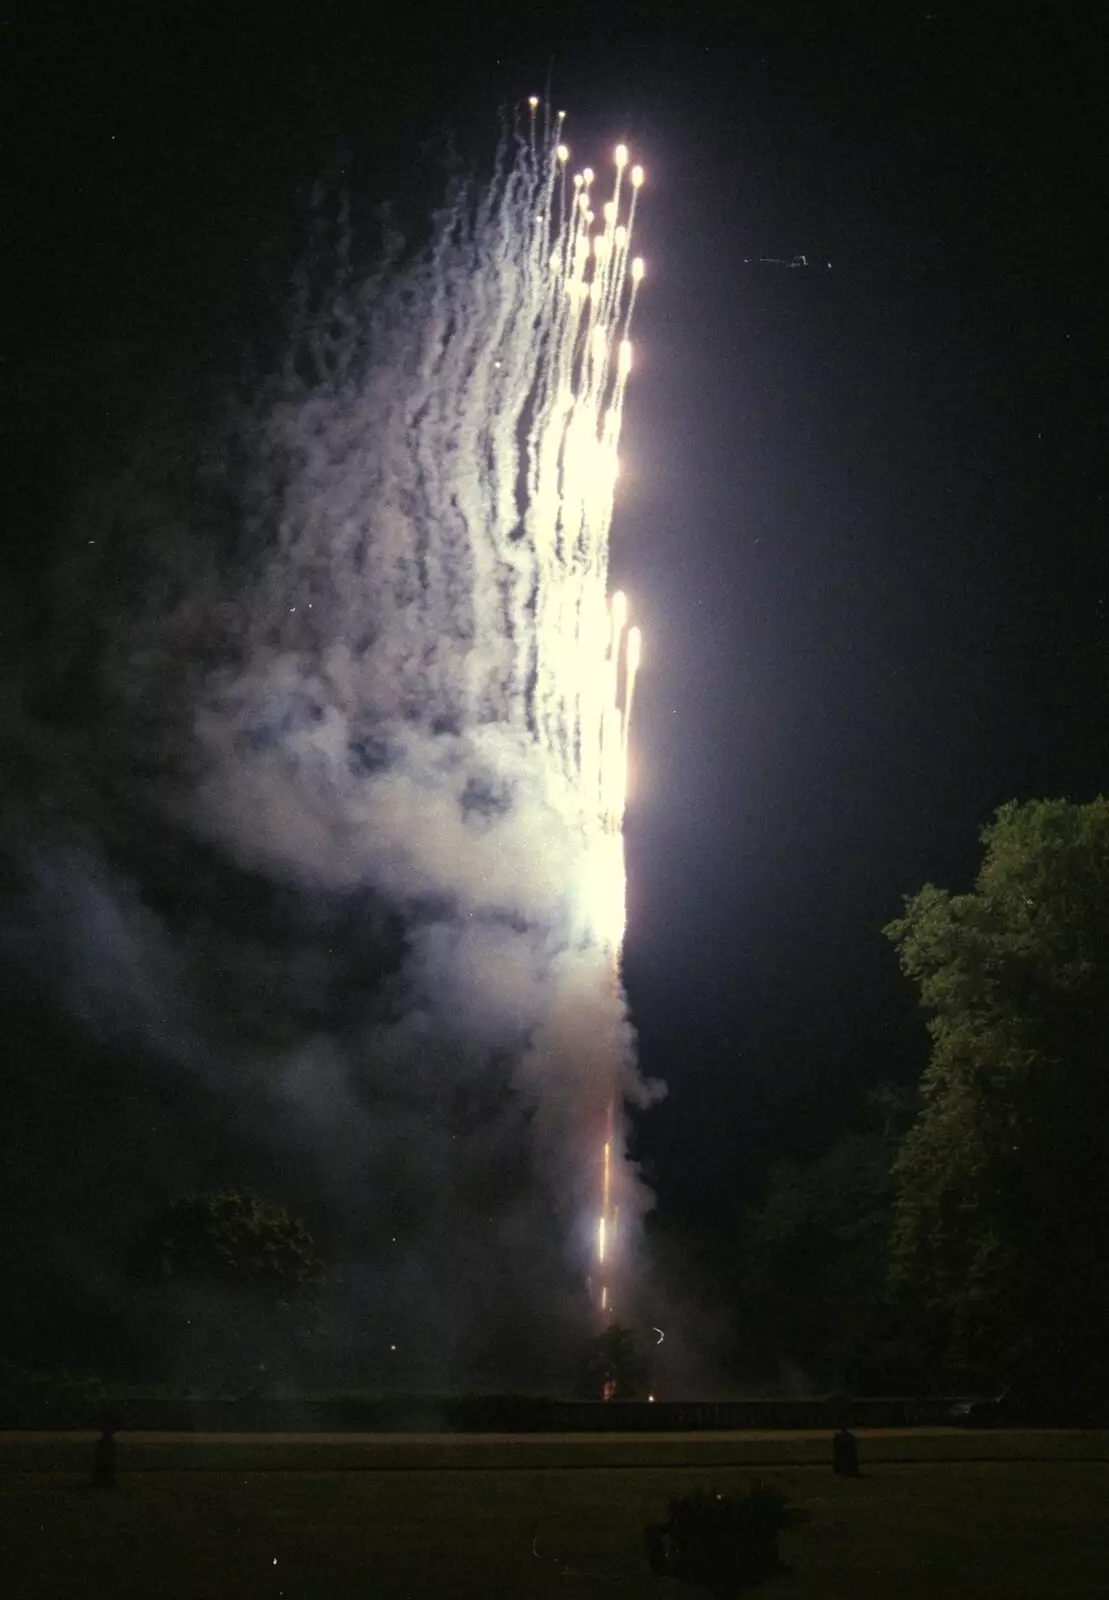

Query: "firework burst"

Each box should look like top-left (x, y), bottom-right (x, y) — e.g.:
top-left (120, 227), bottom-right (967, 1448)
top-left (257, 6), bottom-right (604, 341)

top-left (166, 99), bottom-right (650, 1329)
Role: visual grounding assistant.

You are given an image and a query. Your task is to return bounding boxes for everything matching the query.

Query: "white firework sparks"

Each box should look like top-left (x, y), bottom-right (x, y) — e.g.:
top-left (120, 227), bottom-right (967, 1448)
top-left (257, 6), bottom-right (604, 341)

top-left (187, 100), bottom-right (648, 1321)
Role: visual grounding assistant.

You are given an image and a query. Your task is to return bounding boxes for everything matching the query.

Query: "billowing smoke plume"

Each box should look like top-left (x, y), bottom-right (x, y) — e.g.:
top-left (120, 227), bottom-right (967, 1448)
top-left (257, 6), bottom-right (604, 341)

top-left (1, 107), bottom-right (661, 1386)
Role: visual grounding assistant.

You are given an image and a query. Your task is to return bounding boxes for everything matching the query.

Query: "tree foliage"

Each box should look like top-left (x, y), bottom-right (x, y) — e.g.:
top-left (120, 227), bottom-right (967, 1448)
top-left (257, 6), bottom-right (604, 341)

top-left (132, 1189), bottom-right (325, 1392)
top-left (142, 1189), bottom-right (324, 1299)
top-left (885, 797), bottom-right (1109, 1392)
top-left (738, 1088), bottom-right (923, 1391)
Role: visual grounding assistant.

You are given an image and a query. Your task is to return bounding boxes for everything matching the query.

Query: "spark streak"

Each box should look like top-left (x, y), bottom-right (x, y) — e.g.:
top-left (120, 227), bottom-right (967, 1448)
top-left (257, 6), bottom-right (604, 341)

top-left (512, 111), bottom-right (645, 1322)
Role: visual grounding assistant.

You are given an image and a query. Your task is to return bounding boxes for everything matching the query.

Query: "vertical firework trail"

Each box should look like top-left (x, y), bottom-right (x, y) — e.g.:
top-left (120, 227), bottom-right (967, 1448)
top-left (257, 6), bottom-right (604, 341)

top-left (179, 99), bottom-right (649, 1330)
top-left (488, 100), bottom-right (647, 1322)
top-left (527, 103), bottom-right (646, 1323)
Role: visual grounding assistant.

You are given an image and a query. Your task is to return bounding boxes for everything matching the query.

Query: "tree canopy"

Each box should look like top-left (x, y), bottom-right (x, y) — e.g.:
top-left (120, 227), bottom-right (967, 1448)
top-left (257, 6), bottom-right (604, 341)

top-left (738, 1115), bottom-right (919, 1392)
top-left (885, 797), bottom-right (1109, 1394)
top-left (139, 1189), bottom-right (324, 1301)
top-left (130, 1189), bottom-right (325, 1392)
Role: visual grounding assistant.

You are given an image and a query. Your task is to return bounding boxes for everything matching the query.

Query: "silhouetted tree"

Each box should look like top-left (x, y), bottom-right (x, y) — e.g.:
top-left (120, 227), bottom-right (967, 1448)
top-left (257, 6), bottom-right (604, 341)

top-left (132, 1189), bottom-right (324, 1391)
top-left (886, 797), bottom-right (1109, 1398)
top-left (141, 1189), bottom-right (324, 1296)
top-left (739, 1087), bottom-right (924, 1391)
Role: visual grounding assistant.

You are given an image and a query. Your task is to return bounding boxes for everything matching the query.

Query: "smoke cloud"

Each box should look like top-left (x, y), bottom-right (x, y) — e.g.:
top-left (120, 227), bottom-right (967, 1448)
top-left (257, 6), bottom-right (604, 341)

top-left (1, 117), bottom-right (661, 1388)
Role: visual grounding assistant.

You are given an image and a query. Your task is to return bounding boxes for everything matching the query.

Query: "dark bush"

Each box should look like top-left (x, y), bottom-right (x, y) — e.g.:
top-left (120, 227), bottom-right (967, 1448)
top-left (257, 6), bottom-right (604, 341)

top-left (645, 1480), bottom-right (809, 1594)
top-left (0, 1359), bottom-right (108, 1427)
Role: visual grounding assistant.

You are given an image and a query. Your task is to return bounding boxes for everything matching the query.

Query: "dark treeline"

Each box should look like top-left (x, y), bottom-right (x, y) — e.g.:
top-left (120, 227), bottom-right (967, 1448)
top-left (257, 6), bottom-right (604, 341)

top-left (5, 797), bottom-right (1109, 1409)
top-left (656, 797), bottom-right (1109, 1409)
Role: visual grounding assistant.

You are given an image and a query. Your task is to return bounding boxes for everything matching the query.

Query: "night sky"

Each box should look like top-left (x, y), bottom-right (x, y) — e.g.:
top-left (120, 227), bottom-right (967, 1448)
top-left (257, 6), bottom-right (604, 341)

top-left (5, 7), bottom-right (1109, 1346)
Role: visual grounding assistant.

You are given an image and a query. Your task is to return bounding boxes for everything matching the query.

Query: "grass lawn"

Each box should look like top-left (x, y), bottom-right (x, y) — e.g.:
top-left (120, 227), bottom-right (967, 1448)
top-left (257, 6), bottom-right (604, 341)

top-left (2, 1431), bottom-right (1107, 1597)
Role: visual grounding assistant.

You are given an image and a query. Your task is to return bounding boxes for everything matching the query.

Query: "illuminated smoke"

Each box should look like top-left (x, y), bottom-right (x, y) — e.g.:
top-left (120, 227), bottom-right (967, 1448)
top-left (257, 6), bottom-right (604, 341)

top-left (93, 102), bottom-right (657, 1343)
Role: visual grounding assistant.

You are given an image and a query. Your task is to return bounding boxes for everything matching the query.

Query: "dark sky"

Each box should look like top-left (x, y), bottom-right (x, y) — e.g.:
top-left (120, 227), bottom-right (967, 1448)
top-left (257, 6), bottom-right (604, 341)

top-left (7, 5), bottom-right (1109, 1248)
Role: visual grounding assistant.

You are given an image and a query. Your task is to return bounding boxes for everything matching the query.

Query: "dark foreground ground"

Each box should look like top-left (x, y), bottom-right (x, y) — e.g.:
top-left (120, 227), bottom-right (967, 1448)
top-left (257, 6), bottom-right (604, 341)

top-left (2, 1429), bottom-right (1107, 1597)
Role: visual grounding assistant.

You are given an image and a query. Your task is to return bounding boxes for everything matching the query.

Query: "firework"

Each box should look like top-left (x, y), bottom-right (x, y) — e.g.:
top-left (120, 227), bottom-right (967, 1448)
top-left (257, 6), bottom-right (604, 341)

top-left (512, 109), bottom-right (647, 1321)
top-left (454, 101), bottom-right (647, 1321)
top-left (414, 100), bottom-right (647, 1318)
top-left (198, 98), bottom-right (648, 1329)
